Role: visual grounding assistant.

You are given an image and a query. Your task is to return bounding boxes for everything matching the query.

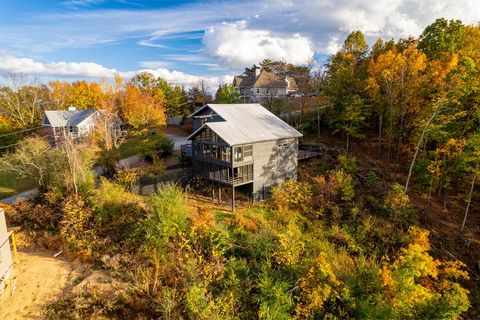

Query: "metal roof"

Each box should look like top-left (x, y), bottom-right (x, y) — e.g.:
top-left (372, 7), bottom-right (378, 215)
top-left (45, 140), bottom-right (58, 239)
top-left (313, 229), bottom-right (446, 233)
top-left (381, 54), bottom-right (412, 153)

top-left (43, 109), bottom-right (98, 127)
top-left (188, 103), bottom-right (302, 146)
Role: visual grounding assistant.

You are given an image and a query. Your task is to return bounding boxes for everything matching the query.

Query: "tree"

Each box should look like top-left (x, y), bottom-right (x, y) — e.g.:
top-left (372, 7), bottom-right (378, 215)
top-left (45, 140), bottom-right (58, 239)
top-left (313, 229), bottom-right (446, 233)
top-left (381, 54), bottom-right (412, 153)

top-left (215, 84), bottom-right (241, 103)
top-left (366, 46), bottom-right (427, 157)
top-left (419, 18), bottom-right (465, 59)
top-left (120, 84), bottom-right (166, 130)
top-left (342, 30), bottom-right (368, 60)
top-left (0, 84), bottom-right (49, 128)
top-left (49, 80), bottom-right (105, 110)
top-left (0, 137), bottom-right (60, 191)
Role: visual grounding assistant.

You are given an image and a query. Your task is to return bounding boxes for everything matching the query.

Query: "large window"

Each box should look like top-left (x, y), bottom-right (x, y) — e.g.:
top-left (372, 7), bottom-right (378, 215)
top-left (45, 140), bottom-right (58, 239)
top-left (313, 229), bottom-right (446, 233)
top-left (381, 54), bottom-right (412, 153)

top-left (234, 145), bottom-right (253, 162)
top-left (234, 146), bottom-right (243, 162)
top-left (221, 146), bottom-right (231, 162)
top-left (244, 145), bottom-right (253, 161)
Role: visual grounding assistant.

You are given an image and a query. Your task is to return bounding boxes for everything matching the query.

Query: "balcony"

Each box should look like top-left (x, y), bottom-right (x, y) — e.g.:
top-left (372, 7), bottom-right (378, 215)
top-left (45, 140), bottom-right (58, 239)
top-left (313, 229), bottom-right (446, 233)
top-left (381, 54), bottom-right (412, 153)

top-left (209, 174), bottom-right (253, 186)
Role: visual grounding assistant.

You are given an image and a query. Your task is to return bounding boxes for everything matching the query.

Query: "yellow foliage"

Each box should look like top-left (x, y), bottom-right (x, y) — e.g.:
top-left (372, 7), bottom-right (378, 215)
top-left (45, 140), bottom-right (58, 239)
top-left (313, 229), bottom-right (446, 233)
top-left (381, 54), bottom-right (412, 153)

top-left (295, 253), bottom-right (340, 318)
top-left (274, 220), bottom-right (305, 266)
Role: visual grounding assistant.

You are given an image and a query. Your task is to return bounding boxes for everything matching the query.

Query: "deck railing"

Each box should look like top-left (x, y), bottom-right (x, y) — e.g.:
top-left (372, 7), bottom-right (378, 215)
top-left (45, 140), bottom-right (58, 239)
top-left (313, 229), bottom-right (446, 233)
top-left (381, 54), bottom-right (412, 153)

top-left (206, 174), bottom-right (253, 186)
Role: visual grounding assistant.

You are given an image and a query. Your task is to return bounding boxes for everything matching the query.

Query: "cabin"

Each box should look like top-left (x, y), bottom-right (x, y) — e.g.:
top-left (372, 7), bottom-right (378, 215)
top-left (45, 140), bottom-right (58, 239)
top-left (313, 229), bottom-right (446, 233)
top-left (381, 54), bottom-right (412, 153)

top-left (187, 103), bottom-right (302, 210)
top-left (42, 107), bottom-right (123, 146)
top-left (233, 67), bottom-right (298, 102)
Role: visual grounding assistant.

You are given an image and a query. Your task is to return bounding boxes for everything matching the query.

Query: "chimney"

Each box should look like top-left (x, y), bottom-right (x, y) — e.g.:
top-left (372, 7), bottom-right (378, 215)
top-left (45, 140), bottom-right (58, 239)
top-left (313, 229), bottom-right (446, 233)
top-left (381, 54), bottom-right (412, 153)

top-left (254, 67), bottom-right (261, 77)
top-left (68, 106), bottom-right (77, 111)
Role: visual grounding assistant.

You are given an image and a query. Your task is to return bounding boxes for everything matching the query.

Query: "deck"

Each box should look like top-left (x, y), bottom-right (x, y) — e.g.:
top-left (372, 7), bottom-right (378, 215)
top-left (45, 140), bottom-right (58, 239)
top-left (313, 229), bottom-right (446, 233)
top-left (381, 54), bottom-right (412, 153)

top-left (298, 144), bottom-right (324, 160)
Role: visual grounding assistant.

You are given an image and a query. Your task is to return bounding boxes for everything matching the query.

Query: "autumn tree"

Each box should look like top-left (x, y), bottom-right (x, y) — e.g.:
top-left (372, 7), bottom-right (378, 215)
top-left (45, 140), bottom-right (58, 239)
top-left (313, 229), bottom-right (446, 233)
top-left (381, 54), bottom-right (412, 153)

top-left (120, 83), bottom-right (166, 130)
top-left (0, 83), bottom-right (49, 128)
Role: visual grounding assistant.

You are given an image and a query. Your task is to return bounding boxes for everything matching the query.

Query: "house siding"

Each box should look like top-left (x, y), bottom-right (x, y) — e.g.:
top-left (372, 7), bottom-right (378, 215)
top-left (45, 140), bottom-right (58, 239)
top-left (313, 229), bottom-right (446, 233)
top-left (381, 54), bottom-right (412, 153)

top-left (251, 138), bottom-right (298, 196)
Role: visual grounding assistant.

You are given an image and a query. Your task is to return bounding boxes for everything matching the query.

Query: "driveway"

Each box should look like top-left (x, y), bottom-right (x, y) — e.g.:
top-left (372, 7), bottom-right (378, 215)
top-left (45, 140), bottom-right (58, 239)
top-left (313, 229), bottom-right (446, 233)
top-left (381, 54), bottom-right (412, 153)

top-left (164, 127), bottom-right (190, 151)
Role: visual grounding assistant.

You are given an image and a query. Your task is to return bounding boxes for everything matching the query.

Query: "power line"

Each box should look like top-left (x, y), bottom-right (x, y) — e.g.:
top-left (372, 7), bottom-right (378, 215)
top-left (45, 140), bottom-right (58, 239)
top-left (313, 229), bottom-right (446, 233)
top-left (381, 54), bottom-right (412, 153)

top-left (0, 126), bottom-right (42, 138)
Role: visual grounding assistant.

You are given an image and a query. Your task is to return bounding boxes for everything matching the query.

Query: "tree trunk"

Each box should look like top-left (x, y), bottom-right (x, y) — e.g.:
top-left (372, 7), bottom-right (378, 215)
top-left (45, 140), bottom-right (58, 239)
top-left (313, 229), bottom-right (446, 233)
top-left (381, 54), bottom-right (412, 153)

top-left (404, 110), bottom-right (438, 194)
top-left (378, 115), bottom-right (383, 155)
top-left (461, 169), bottom-right (477, 232)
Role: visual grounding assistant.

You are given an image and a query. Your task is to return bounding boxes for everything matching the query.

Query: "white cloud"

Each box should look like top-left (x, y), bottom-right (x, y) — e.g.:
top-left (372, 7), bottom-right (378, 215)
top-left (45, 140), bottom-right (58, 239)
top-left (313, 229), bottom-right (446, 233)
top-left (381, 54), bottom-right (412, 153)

top-left (1, 0), bottom-right (479, 74)
top-left (0, 54), bottom-right (232, 90)
top-left (203, 21), bottom-right (314, 69)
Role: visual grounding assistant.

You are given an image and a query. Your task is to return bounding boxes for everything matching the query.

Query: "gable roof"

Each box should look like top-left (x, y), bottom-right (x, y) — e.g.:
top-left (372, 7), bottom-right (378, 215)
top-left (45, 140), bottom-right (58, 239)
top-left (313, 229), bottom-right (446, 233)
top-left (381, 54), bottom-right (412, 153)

top-left (43, 109), bottom-right (98, 127)
top-left (188, 103), bottom-right (302, 146)
top-left (233, 70), bottom-right (291, 89)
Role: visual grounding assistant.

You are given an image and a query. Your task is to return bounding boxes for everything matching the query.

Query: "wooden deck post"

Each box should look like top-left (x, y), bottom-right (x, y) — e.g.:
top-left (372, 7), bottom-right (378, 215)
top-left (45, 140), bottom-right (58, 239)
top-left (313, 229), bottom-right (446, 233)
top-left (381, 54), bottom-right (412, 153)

top-left (231, 185), bottom-right (235, 212)
top-left (218, 185), bottom-right (222, 204)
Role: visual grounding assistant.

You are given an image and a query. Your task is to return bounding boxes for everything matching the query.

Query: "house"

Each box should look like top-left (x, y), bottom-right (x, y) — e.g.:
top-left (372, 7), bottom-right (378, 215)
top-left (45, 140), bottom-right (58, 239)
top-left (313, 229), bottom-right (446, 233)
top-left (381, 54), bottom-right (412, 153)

top-left (187, 103), bottom-right (302, 210)
top-left (233, 67), bottom-right (298, 102)
top-left (42, 107), bottom-right (122, 146)
top-left (0, 208), bottom-right (13, 293)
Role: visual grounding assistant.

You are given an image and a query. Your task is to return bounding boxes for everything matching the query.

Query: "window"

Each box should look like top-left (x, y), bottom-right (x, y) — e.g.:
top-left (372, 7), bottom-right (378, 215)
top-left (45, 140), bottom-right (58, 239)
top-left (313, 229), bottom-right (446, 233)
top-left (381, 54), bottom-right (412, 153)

top-left (203, 144), bottom-right (211, 158)
top-left (266, 88), bottom-right (270, 94)
top-left (256, 88), bottom-right (260, 94)
top-left (243, 145), bottom-right (253, 161)
top-left (201, 118), bottom-right (207, 126)
top-left (234, 146), bottom-right (243, 162)
top-left (212, 145), bottom-right (219, 160)
top-left (221, 146), bottom-right (231, 162)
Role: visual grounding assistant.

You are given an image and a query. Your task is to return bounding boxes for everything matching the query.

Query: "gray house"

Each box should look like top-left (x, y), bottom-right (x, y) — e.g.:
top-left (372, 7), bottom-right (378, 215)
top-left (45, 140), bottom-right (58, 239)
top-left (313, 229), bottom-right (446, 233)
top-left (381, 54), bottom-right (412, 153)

top-left (188, 103), bottom-right (302, 210)
top-left (42, 107), bottom-right (122, 146)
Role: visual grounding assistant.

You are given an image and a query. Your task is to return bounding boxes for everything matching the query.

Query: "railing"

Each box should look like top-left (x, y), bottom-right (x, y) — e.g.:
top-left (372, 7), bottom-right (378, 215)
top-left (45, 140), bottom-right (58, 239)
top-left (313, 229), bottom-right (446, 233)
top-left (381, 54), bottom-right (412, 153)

top-left (208, 174), bottom-right (253, 186)
top-left (181, 143), bottom-right (192, 157)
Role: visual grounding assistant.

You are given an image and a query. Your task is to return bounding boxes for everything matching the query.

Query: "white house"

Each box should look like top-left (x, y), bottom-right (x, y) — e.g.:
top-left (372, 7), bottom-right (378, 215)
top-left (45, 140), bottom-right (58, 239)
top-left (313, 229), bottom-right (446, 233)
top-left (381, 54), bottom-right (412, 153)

top-left (233, 67), bottom-right (298, 102)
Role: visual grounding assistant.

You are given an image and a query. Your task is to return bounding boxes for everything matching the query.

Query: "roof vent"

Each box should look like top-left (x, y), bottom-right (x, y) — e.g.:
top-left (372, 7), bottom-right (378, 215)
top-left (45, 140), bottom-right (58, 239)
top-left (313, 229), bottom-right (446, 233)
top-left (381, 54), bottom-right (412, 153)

top-left (68, 106), bottom-right (77, 111)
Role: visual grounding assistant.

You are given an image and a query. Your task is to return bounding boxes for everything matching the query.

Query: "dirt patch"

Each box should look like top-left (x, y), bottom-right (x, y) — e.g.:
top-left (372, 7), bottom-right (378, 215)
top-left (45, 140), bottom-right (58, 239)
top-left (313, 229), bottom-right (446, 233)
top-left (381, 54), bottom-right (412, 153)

top-left (0, 251), bottom-right (79, 319)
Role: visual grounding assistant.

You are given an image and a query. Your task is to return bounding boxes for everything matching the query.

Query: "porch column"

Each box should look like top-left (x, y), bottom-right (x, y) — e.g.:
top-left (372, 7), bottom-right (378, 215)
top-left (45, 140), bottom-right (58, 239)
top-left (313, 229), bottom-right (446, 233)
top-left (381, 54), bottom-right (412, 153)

top-left (231, 185), bottom-right (235, 212)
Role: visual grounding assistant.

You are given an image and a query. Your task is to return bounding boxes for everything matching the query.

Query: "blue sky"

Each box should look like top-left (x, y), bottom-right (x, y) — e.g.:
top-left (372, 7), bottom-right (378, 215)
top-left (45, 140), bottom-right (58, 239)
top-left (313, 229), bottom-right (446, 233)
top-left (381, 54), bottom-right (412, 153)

top-left (0, 0), bottom-right (478, 88)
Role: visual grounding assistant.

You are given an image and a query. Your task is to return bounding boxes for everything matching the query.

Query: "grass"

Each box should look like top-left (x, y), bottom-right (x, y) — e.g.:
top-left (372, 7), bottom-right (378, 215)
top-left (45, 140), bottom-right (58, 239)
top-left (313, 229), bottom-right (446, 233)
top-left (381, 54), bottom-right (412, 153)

top-left (118, 133), bottom-right (146, 159)
top-left (0, 171), bottom-right (36, 199)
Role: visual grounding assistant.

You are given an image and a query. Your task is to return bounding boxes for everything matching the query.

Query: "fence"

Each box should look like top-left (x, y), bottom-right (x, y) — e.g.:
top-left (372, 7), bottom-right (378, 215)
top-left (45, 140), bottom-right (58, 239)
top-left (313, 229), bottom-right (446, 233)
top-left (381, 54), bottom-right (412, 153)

top-left (136, 168), bottom-right (195, 195)
top-left (0, 208), bottom-right (13, 294)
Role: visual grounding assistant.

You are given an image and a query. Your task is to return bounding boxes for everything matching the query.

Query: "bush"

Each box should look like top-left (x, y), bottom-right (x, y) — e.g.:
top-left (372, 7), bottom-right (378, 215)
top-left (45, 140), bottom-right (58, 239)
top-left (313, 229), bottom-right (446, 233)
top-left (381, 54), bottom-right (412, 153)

top-left (96, 147), bottom-right (120, 177)
top-left (6, 200), bottom-right (60, 232)
top-left (336, 170), bottom-right (355, 202)
top-left (91, 179), bottom-right (145, 236)
top-left (137, 184), bottom-right (189, 255)
top-left (272, 180), bottom-right (313, 215)
top-left (140, 134), bottom-right (174, 161)
top-left (336, 155), bottom-right (357, 174)
top-left (60, 194), bottom-right (97, 259)
top-left (384, 183), bottom-right (416, 226)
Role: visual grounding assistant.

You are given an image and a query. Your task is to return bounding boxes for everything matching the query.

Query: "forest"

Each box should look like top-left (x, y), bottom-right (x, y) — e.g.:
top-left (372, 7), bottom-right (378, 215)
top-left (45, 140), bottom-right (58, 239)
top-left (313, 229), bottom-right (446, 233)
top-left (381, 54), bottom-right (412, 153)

top-left (0, 18), bottom-right (478, 319)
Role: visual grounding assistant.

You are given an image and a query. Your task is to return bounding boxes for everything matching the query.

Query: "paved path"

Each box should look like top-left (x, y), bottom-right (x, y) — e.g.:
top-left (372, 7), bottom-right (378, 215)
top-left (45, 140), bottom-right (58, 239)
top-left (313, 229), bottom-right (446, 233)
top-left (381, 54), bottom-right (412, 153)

top-left (164, 132), bottom-right (189, 150)
top-left (0, 188), bottom-right (39, 205)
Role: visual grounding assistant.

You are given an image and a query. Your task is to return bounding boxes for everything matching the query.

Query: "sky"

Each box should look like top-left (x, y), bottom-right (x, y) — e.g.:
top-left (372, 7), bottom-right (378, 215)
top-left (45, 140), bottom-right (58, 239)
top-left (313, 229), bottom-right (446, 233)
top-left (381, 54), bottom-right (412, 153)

top-left (0, 0), bottom-right (479, 89)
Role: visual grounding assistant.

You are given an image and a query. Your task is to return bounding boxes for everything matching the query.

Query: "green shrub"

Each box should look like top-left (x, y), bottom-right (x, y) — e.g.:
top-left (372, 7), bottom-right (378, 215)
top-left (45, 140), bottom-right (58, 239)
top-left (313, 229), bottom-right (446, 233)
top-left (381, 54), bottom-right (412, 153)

top-left (336, 155), bottom-right (357, 174)
top-left (336, 170), bottom-right (355, 202)
top-left (91, 179), bottom-right (145, 235)
top-left (137, 184), bottom-right (189, 255)
top-left (140, 134), bottom-right (174, 161)
top-left (383, 183), bottom-right (416, 227)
